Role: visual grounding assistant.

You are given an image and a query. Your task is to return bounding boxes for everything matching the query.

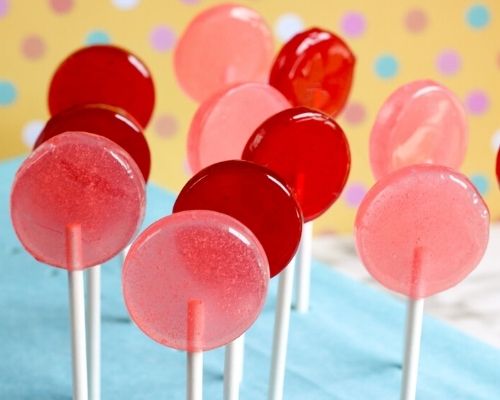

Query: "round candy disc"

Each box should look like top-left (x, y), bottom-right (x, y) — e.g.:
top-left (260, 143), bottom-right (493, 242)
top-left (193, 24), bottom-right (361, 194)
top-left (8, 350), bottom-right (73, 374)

top-left (496, 147), bottom-right (500, 186)
top-left (123, 210), bottom-right (269, 351)
top-left (174, 4), bottom-right (274, 103)
top-left (188, 83), bottom-right (290, 174)
top-left (174, 160), bottom-right (303, 277)
top-left (35, 104), bottom-right (151, 181)
top-left (48, 45), bottom-right (155, 128)
top-left (270, 27), bottom-right (355, 117)
top-left (370, 80), bottom-right (468, 180)
top-left (355, 164), bottom-right (489, 299)
top-left (242, 107), bottom-right (351, 222)
top-left (11, 132), bottom-right (145, 269)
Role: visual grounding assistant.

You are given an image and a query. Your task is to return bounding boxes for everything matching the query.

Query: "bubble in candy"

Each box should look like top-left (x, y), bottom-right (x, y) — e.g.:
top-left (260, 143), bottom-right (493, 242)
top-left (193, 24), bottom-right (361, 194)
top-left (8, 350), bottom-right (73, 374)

top-left (370, 80), bottom-right (468, 180)
top-left (11, 132), bottom-right (146, 269)
top-left (270, 27), bottom-right (355, 116)
top-left (48, 45), bottom-right (155, 128)
top-left (243, 107), bottom-right (351, 222)
top-left (187, 83), bottom-right (289, 174)
top-left (174, 160), bottom-right (303, 277)
top-left (174, 4), bottom-right (274, 103)
top-left (355, 164), bottom-right (489, 299)
top-left (123, 210), bottom-right (269, 351)
top-left (35, 104), bottom-right (151, 181)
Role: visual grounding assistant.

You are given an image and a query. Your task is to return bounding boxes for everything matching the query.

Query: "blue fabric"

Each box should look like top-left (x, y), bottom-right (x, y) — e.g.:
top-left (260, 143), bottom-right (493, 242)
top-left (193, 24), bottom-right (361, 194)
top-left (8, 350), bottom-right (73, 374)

top-left (0, 157), bottom-right (499, 399)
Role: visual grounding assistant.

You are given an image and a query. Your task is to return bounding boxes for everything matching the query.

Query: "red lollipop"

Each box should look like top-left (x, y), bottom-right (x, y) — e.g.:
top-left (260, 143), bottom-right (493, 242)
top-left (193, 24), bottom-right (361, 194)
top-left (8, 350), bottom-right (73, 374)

top-left (174, 160), bottom-right (303, 277)
top-left (35, 104), bottom-right (151, 181)
top-left (243, 107), bottom-right (351, 222)
top-left (48, 45), bottom-right (155, 128)
top-left (270, 27), bottom-right (356, 116)
top-left (496, 147), bottom-right (500, 186)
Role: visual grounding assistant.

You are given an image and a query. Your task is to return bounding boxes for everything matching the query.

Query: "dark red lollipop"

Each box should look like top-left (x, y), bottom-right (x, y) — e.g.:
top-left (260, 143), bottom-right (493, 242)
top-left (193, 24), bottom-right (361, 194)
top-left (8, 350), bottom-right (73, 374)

top-left (173, 160), bottom-right (303, 277)
top-left (270, 27), bottom-right (355, 117)
top-left (496, 147), bottom-right (500, 186)
top-left (48, 45), bottom-right (155, 128)
top-left (34, 104), bottom-right (151, 181)
top-left (242, 107), bottom-right (350, 222)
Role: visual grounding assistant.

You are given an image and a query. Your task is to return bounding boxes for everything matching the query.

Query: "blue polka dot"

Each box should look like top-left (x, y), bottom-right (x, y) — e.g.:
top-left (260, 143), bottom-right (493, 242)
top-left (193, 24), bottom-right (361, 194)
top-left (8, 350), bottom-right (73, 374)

top-left (375, 55), bottom-right (399, 78)
top-left (85, 30), bottom-right (111, 45)
top-left (470, 174), bottom-right (489, 195)
top-left (466, 4), bottom-right (490, 29)
top-left (0, 80), bottom-right (17, 106)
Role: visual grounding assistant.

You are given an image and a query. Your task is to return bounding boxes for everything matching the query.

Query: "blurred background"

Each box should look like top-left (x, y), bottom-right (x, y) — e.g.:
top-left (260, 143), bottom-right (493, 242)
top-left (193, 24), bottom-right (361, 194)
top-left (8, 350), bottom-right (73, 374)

top-left (0, 0), bottom-right (498, 235)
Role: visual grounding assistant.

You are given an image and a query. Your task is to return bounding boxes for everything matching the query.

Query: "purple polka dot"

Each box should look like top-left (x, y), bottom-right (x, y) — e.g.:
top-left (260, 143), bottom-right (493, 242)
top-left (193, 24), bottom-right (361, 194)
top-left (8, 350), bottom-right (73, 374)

top-left (341, 12), bottom-right (366, 37)
top-left (150, 26), bottom-right (176, 52)
top-left (0, 0), bottom-right (9, 18)
top-left (436, 50), bottom-right (461, 75)
top-left (344, 183), bottom-right (367, 207)
top-left (465, 90), bottom-right (490, 115)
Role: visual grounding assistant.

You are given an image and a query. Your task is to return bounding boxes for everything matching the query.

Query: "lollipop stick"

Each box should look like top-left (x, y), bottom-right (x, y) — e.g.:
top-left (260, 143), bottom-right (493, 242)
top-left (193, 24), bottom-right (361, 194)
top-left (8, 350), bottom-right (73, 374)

top-left (235, 334), bottom-right (245, 384)
top-left (224, 335), bottom-right (243, 400)
top-left (66, 224), bottom-right (89, 400)
top-left (187, 299), bottom-right (204, 400)
top-left (268, 258), bottom-right (296, 400)
top-left (294, 221), bottom-right (313, 313)
top-left (86, 265), bottom-right (101, 400)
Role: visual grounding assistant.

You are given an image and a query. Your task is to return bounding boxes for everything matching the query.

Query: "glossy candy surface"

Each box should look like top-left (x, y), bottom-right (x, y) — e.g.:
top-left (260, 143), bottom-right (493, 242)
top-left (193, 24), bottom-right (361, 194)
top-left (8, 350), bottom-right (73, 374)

top-left (11, 132), bottom-right (145, 269)
top-left (188, 83), bottom-right (289, 174)
top-left (270, 27), bottom-right (355, 116)
top-left (496, 147), bottom-right (500, 186)
top-left (355, 164), bottom-right (489, 299)
top-left (48, 45), bottom-right (155, 128)
top-left (370, 80), bottom-right (468, 180)
top-left (123, 210), bottom-right (269, 351)
top-left (243, 107), bottom-right (351, 222)
top-left (35, 104), bottom-right (151, 181)
top-left (174, 4), bottom-right (274, 103)
top-left (174, 160), bottom-right (302, 277)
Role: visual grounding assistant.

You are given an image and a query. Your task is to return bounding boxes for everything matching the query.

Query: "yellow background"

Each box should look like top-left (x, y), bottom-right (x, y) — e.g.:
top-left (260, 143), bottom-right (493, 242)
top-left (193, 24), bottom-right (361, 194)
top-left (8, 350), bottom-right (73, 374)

top-left (0, 0), bottom-right (499, 233)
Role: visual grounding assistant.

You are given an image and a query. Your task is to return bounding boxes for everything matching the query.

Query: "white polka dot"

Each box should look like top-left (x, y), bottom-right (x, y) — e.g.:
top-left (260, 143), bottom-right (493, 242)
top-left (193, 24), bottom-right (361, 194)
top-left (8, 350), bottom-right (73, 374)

top-left (275, 13), bottom-right (304, 42)
top-left (491, 130), bottom-right (500, 152)
top-left (22, 120), bottom-right (44, 148)
top-left (111, 0), bottom-right (140, 10)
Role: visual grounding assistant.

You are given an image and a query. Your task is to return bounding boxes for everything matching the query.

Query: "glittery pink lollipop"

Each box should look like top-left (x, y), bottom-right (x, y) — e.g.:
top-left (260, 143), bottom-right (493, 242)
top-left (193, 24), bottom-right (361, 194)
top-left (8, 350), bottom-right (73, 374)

top-left (11, 131), bottom-right (145, 400)
top-left (355, 164), bottom-right (489, 400)
top-left (123, 210), bottom-right (269, 398)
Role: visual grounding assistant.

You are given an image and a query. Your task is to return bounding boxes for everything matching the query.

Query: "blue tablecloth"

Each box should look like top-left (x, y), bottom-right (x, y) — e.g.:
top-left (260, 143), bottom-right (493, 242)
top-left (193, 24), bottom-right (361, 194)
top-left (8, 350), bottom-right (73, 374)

top-left (1, 157), bottom-right (499, 399)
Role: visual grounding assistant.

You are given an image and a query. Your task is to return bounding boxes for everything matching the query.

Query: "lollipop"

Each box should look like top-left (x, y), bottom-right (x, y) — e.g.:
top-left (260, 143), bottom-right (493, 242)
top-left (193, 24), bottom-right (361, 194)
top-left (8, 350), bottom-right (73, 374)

top-left (243, 107), bottom-right (350, 400)
top-left (174, 4), bottom-right (274, 103)
top-left (123, 210), bottom-right (269, 400)
top-left (370, 80), bottom-right (468, 180)
top-left (48, 45), bottom-right (155, 128)
top-left (270, 27), bottom-right (356, 116)
top-left (11, 132), bottom-right (145, 400)
top-left (187, 83), bottom-right (289, 174)
top-left (496, 147), bottom-right (500, 186)
top-left (355, 164), bottom-right (489, 400)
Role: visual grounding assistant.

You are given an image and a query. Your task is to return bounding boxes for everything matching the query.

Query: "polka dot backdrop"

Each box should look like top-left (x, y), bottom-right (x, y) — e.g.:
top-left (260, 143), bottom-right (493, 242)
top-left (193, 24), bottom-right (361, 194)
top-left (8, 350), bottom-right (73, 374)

top-left (0, 0), bottom-right (499, 233)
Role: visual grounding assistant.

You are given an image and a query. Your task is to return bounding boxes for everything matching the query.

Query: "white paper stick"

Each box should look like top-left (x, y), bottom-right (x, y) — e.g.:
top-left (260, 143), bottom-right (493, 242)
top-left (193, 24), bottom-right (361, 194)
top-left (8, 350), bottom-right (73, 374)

top-left (400, 298), bottom-right (424, 400)
top-left (294, 222), bottom-right (313, 313)
top-left (187, 351), bottom-right (203, 400)
top-left (268, 258), bottom-right (296, 400)
top-left (86, 265), bottom-right (101, 400)
top-left (187, 299), bottom-right (204, 400)
top-left (235, 334), bottom-right (245, 384)
top-left (223, 336), bottom-right (241, 400)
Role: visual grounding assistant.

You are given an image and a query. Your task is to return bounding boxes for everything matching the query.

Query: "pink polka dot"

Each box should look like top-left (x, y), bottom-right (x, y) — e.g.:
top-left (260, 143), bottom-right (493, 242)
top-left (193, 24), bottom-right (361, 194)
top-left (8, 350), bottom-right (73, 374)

top-left (436, 50), bottom-right (461, 75)
top-left (49, 0), bottom-right (74, 14)
top-left (154, 114), bottom-right (178, 138)
top-left (150, 26), bottom-right (176, 52)
top-left (0, 0), bottom-right (9, 18)
top-left (343, 102), bottom-right (366, 125)
top-left (21, 35), bottom-right (46, 60)
top-left (344, 183), bottom-right (366, 207)
top-left (340, 12), bottom-right (366, 38)
top-left (465, 90), bottom-right (490, 115)
top-left (405, 9), bottom-right (428, 33)
top-left (181, 0), bottom-right (199, 4)
top-left (496, 52), bottom-right (500, 69)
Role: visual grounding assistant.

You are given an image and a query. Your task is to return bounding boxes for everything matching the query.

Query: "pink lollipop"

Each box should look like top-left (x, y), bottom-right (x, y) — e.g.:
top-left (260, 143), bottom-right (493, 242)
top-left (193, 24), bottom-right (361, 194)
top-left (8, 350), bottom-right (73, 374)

top-left (188, 83), bottom-right (290, 174)
top-left (174, 4), bottom-right (274, 103)
top-left (123, 210), bottom-right (269, 398)
top-left (370, 80), bottom-right (468, 180)
top-left (355, 164), bottom-right (489, 400)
